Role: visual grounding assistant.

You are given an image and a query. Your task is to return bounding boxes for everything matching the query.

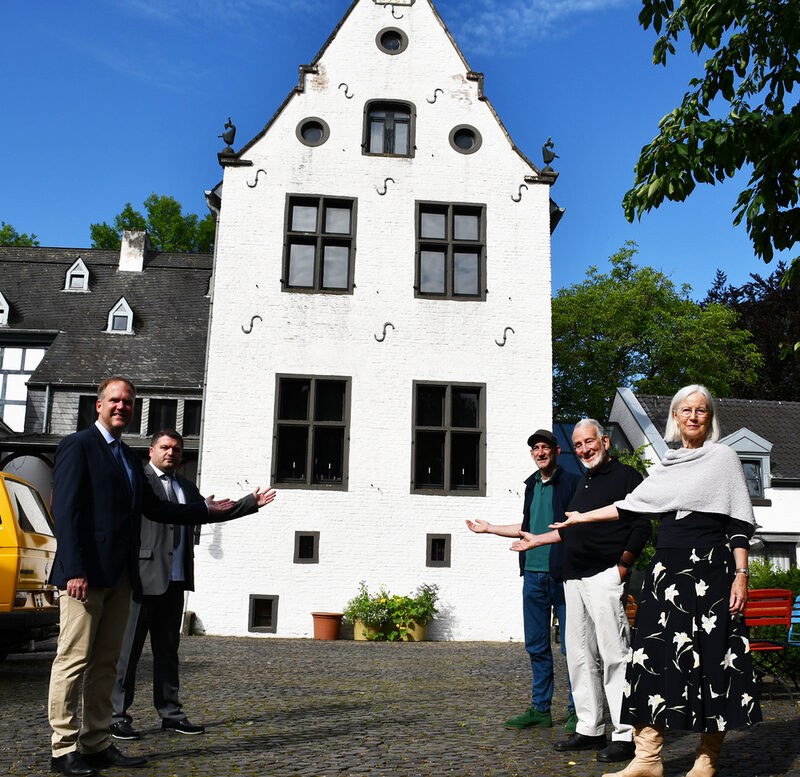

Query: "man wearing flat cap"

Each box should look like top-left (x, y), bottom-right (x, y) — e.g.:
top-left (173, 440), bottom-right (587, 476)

top-left (467, 430), bottom-right (580, 731)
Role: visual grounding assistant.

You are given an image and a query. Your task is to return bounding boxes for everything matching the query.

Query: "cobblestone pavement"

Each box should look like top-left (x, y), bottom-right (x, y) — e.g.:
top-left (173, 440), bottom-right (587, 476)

top-left (2, 637), bottom-right (799, 777)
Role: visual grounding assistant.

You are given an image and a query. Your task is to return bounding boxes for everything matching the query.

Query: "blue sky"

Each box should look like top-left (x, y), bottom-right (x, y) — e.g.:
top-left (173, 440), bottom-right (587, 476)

top-left (1, 0), bottom-right (784, 298)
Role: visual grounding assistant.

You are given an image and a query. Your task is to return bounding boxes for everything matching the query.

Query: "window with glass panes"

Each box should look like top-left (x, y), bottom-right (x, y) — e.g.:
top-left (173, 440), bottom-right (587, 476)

top-left (364, 101), bottom-right (413, 156)
top-left (273, 376), bottom-right (350, 489)
top-left (0, 344), bottom-right (47, 432)
top-left (416, 202), bottom-right (485, 299)
top-left (412, 382), bottom-right (485, 495)
top-left (147, 399), bottom-right (178, 436)
top-left (283, 196), bottom-right (356, 292)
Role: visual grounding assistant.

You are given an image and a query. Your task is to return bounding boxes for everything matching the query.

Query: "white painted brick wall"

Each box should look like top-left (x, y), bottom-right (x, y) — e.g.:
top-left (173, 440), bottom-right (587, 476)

top-left (193, 0), bottom-right (554, 640)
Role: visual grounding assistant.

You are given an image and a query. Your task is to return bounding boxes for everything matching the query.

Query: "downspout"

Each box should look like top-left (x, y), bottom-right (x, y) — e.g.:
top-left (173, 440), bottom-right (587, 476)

top-left (197, 186), bottom-right (223, 485)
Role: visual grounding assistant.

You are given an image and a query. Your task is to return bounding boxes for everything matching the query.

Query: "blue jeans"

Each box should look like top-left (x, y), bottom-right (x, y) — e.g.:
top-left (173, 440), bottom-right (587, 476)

top-left (523, 570), bottom-right (574, 713)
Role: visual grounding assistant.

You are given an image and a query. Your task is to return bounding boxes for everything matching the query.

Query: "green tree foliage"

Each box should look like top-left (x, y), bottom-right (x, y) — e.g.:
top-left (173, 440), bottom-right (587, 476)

top-left (90, 194), bottom-right (214, 253)
top-left (552, 242), bottom-right (762, 420)
top-left (704, 263), bottom-right (800, 398)
top-left (623, 0), bottom-right (800, 285)
top-left (0, 221), bottom-right (39, 246)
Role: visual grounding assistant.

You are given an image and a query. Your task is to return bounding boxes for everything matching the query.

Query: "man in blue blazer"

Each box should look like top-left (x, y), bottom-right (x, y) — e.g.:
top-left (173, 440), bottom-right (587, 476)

top-left (47, 377), bottom-right (262, 777)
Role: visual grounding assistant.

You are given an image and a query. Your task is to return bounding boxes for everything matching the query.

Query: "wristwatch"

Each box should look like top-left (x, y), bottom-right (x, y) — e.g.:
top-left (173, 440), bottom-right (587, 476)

top-left (618, 559), bottom-right (632, 571)
top-left (734, 568), bottom-right (749, 577)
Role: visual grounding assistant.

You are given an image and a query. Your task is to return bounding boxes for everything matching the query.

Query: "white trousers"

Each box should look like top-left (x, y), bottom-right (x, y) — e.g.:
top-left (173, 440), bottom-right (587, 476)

top-left (564, 565), bottom-right (633, 741)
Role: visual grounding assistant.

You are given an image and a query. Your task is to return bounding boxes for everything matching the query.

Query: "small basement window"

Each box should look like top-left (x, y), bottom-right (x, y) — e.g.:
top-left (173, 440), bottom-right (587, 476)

top-left (294, 531), bottom-right (320, 564)
top-left (426, 533), bottom-right (451, 567)
top-left (249, 594), bottom-right (279, 633)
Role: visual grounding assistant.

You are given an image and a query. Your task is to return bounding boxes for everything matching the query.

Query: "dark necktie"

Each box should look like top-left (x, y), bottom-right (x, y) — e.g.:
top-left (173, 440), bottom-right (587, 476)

top-left (161, 474), bottom-right (181, 548)
top-left (111, 440), bottom-right (133, 489)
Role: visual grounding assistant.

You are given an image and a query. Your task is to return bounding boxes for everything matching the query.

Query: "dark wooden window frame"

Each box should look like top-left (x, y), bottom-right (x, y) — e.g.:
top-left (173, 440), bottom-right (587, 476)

top-left (426, 533), bottom-right (452, 567)
top-left (271, 374), bottom-right (351, 491)
top-left (248, 594), bottom-right (279, 634)
top-left (282, 193), bottom-right (357, 294)
top-left (414, 200), bottom-right (486, 300)
top-left (362, 99), bottom-right (416, 158)
top-left (294, 530), bottom-right (321, 564)
top-left (410, 380), bottom-right (486, 496)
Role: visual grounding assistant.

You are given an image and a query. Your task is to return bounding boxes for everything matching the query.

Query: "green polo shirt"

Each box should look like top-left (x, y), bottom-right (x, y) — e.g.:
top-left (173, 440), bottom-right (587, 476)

top-left (524, 473), bottom-right (554, 572)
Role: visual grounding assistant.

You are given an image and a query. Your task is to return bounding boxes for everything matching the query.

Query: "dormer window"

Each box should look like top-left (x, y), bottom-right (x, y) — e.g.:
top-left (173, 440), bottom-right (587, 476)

top-left (741, 459), bottom-right (765, 500)
top-left (718, 428), bottom-right (772, 506)
top-left (64, 258), bottom-right (90, 292)
top-left (0, 291), bottom-right (8, 326)
top-left (107, 297), bottom-right (134, 334)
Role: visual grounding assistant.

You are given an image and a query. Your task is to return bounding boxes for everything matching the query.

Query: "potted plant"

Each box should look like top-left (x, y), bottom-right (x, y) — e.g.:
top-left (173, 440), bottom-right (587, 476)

top-left (343, 581), bottom-right (439, 641)
top-left (343, 581), bottom-right (393, 640)
top-left (387, 584), bottom-right (439, 641)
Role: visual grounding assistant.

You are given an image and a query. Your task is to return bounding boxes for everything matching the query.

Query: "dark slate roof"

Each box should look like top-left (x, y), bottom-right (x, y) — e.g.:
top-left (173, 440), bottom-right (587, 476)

top-left (637, 394), bottom-right (800, 482)
top-left (0, 247), bottom-right (212, 390)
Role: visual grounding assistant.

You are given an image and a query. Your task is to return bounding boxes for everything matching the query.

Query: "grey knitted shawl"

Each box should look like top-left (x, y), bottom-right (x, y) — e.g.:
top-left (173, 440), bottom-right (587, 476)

top-left (614, 442), bottom-right (755, 525)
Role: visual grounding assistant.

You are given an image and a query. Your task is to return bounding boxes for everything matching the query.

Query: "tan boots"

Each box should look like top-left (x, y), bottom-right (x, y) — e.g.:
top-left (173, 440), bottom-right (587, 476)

top-left (601, 725), bottom-right (664, 777)
top-left (685, 732), bottom-right (725, 777)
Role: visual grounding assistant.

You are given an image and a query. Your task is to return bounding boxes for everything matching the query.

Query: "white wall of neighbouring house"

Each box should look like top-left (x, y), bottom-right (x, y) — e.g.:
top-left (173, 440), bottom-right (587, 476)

top-left (193, 0), bottom-right (555, 640)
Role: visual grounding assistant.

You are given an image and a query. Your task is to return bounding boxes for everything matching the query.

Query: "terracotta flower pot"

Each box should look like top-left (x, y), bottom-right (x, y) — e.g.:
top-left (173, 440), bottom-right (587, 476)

top-left (311, 612), bottom-right (343, 640)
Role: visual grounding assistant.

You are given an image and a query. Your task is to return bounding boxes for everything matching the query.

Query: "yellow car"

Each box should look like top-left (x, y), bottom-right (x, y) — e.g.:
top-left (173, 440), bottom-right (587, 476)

top-left (0, 472), bottom-right (59, 659)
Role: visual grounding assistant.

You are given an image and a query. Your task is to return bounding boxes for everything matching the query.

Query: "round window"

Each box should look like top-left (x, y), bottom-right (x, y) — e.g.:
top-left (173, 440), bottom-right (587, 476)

top-left (296, 117), bottom-right (330, 147)
top-left (376, 27), bottom-right (408, 55)
top-left (448, 124), bottom-right (482, 155)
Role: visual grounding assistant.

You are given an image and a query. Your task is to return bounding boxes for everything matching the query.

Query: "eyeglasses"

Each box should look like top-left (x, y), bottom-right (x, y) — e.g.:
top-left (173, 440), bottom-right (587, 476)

top-left (677, 407), bottom-right (709, 418)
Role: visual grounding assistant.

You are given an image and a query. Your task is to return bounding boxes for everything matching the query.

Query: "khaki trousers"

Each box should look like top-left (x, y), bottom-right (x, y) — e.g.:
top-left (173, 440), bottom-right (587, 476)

top-left (48, 576), bottom-right (132, 756)
top-left (565, 565), bottom-right (633, 741)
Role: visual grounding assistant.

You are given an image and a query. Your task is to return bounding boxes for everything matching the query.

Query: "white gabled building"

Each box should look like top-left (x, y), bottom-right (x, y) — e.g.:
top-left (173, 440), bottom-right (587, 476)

top-left (194, 0), bottom-right (562, 639)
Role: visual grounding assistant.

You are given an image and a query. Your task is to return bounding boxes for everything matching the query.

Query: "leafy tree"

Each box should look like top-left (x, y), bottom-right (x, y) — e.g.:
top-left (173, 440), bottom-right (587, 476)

top-left (0, 221), bottom-right (39, 246)
top-left (623, 0), bottom-right (800, 285)
top-left (90, 194), bottom-right (214, 253)
top-left (703, 262), bottom-right (800, 399)
top-left (552, 242), bottom-right (762, 420)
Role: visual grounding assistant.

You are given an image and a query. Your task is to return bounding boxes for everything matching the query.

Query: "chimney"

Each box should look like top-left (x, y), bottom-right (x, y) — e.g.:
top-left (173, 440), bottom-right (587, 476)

top-left (119, 230), bottom-right (151, 272)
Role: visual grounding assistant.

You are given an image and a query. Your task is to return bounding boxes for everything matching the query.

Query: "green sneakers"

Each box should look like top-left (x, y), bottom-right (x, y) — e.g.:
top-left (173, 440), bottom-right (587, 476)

top-left (565, 710), bottom-right (579, 733)
top-left (503, 707), bottom-right (553, 729)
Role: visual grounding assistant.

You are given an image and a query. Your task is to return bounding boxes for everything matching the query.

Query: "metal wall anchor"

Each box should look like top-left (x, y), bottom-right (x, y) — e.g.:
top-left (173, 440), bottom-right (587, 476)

top-left (374, 322), bottom-right (396, 342)
top-left (495, 326), bottom-right (515, 346)
top-left (242, 315), bottom-right (263, 334)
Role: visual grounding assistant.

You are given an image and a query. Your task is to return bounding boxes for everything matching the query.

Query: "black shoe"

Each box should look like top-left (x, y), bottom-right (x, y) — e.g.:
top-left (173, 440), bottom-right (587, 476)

top-left (110, 720), bottom-right (141, 740)
top-left (162, 717), bottom-right (205, 735)
top-left (597, 740), bottom-right (636, 762)
top-left (50, 752), bottom-right (97, 777)
top-left (553, 732), bottom-right (607, 752)
top-left (83, 744), bottom-right (147, 768)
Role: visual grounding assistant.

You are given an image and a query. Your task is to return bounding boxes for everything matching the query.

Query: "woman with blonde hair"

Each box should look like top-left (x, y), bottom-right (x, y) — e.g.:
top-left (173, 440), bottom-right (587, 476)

top-left (553, 385), bottom-right (761, 777)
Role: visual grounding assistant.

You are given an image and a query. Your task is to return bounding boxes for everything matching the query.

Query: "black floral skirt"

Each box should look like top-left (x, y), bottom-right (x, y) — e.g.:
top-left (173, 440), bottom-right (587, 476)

top-left (622, 545), bottom-right (762, 732)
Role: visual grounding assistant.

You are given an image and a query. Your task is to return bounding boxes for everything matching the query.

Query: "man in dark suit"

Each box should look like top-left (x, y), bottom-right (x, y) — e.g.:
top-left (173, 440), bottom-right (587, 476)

top-left (47, 377), bottom-right (269, 777)
top-left (110, 429), bottom-right (274, 740)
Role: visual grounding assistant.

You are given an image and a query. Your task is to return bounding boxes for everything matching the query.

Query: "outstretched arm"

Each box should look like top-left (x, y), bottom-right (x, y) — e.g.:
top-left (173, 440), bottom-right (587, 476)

top-left (550, 504), bottom-right (619, 529)
top-left (465, 519), bottom-right (523, 538)
top-left (510, 529), bottom-right (561, 552)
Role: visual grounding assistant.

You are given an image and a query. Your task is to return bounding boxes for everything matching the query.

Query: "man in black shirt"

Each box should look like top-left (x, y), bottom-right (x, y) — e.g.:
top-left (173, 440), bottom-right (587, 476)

top-left (553, 420), bottom-right (649, 763)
